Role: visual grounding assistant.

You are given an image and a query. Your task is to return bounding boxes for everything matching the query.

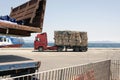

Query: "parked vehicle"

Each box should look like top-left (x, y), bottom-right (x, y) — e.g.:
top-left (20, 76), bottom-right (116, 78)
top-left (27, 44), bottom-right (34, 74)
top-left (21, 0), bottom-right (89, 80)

top-left (0, 55), bottom-right (40, 79)
top-left (34, 31), bottom-right (88, 52)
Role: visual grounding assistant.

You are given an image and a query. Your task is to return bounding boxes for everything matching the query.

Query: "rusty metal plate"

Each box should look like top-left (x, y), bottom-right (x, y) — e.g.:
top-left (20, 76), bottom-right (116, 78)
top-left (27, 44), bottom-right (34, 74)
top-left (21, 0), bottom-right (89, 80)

top-left (0, 0), bottom-right (46, 36)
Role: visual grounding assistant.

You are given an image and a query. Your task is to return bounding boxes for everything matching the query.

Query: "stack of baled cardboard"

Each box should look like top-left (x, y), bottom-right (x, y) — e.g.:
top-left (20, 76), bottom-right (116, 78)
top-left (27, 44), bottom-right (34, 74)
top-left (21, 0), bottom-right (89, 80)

top-left (54, 31), bottom-right (88, 46)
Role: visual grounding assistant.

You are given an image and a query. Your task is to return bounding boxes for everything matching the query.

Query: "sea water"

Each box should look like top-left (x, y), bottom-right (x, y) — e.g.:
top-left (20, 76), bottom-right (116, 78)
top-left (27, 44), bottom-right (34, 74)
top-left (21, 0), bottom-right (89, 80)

top-left (22, 42), bottom-right (120, 48)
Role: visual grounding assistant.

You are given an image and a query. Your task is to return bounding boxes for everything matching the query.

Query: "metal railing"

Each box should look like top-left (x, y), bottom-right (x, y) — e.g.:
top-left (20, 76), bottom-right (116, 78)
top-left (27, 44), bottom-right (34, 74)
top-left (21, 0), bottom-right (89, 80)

top-left (5, 60), bottom-right (111, 80)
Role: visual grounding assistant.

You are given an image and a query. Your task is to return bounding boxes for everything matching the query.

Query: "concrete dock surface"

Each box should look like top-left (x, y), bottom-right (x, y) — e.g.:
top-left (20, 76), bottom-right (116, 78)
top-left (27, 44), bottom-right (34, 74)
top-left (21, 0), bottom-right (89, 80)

top-left (0, 48), bottom-right (120, 71)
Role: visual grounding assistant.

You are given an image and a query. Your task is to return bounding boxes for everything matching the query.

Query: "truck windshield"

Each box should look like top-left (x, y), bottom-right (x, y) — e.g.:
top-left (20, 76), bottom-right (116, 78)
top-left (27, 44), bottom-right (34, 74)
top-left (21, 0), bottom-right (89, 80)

top-left (35, 37), bottom-right (40, 41)
top-left (0, 37), bottom-right (2, 42)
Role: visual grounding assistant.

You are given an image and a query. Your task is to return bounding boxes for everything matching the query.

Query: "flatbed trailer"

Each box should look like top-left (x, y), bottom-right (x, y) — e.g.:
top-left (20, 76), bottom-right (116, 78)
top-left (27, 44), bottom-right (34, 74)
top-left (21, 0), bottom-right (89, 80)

top-left (0, 55), bottom-right (40, 79)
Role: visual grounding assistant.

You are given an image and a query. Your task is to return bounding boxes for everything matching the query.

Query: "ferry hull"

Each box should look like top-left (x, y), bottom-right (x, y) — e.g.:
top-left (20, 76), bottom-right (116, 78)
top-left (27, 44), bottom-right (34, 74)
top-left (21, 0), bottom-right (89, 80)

top-left (0, 44), bottom-right (22, 48)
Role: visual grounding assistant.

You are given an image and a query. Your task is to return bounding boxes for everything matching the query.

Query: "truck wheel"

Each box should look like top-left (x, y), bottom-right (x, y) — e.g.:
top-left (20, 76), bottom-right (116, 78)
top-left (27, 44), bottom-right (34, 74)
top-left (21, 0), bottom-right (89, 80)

top-left (81, 47), bottom-right (87, 52)
top-left (38, 47), bottom-right (43, 52)
top-left (57, 47), bottom-right (63, 52)
top-left (74, 47), bottom-right (79, 52)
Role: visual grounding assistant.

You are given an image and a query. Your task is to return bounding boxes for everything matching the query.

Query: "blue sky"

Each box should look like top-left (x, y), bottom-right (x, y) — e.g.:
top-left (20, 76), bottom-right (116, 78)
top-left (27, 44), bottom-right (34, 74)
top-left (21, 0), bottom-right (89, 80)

top-left (0, 0), bottom-right (120, 42)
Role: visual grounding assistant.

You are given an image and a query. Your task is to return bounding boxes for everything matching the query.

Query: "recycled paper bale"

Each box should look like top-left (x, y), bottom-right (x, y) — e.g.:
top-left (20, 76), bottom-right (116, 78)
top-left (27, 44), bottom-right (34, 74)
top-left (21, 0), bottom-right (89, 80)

top-left (54, 31), bottom-right (88, 52)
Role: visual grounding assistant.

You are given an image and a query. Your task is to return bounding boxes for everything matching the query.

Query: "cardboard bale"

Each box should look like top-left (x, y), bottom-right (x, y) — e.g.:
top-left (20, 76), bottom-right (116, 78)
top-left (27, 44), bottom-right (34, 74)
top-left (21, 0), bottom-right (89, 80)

top-left (54, 31), bottom-right (88, 47)
top-left (80, 32), bottom-right (88, 46)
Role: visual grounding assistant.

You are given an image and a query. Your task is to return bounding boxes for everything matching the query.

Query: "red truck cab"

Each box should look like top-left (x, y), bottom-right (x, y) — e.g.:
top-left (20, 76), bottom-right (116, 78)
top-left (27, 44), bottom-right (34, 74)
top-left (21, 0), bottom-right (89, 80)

top-left (34, 33), bottom-right (58, 51)
top-left (34, 33), bottom-right (47, 51)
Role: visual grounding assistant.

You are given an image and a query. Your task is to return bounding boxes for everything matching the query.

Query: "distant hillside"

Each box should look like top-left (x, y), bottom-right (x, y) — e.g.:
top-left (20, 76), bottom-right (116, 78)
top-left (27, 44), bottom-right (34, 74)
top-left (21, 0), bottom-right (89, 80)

top-left (89, 41), bottom-right (120, 43)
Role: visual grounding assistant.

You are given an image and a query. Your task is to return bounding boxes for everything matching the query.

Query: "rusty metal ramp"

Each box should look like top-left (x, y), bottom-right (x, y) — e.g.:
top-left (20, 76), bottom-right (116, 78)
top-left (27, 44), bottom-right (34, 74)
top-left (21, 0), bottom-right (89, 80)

top-left (0, 0), bottom-right (46, 36)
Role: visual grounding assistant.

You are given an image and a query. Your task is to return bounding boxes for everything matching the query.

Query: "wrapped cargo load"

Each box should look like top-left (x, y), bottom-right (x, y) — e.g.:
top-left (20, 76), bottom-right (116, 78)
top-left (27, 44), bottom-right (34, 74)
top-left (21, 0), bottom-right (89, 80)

top-left (54, 31), bottom-right (88, 47)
